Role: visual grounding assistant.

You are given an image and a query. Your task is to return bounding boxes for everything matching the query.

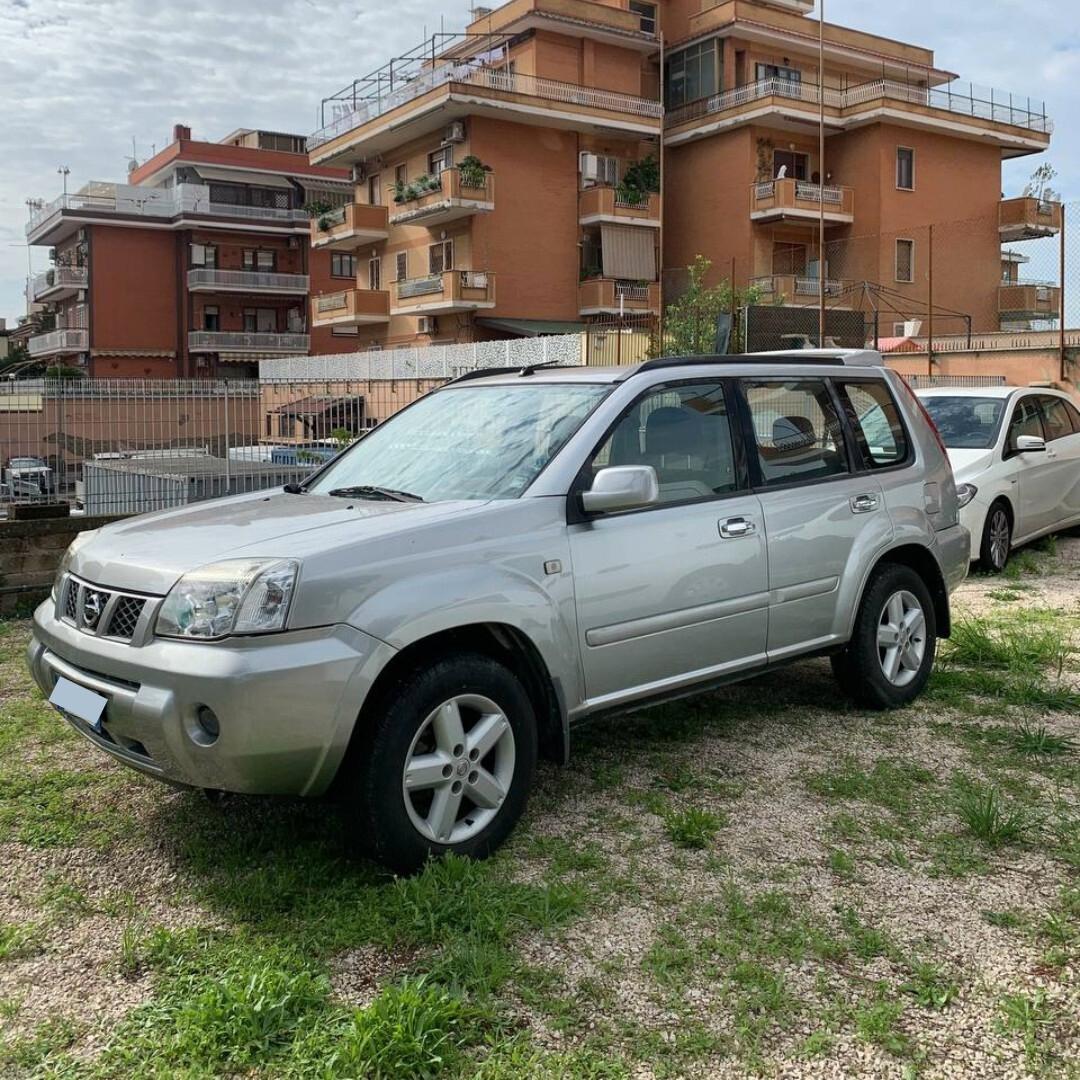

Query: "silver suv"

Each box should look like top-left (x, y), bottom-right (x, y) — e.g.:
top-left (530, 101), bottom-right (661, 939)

top-left (28, 351), bottom-right (969, 871)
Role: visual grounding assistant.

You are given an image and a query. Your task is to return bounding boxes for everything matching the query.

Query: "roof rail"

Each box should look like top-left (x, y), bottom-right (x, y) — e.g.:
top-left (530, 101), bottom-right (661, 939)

top-left (447, 362), bottom-right (565, 385)
top-left (630, 349), bottom-right (883, 375)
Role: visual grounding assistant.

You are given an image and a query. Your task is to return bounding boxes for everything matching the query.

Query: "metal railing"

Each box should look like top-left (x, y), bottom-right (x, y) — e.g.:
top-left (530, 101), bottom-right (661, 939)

top-left (27, 329), bottom-right (89, 358)
top-left (459, 271), bottom-right (490, 290)
top-left (310, 66), bottom-right (662, 148)
top-left (28, 184), bottom-right (309, 236)
top-left (30, 266), bottom-right (89, 299)
top-left (615, 281), bottom-right (649, 301)
top-left (794, 181), bottom-right (843, 205)
top-left (398, 276), bottom-right (445, 299)
top-left (187, 332), bottom-right (311, 352)
top-left (186, 269), bottom-right (310, 292)
top-left (667, 76), bottom-right (1052, 134)
top-left (794, 277), bottom-right (844, 297)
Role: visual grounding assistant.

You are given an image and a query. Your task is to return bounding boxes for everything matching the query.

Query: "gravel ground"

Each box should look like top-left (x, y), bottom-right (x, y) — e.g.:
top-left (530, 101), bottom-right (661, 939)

top-left (1, 539), bottom-right (1078, 1077)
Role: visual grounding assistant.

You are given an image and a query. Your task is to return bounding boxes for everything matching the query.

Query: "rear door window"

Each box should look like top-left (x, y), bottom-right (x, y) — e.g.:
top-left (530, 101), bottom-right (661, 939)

top-left (838, 380), bottom-right (909, 469)
top-left (743, 380), bottom-right (849, 487)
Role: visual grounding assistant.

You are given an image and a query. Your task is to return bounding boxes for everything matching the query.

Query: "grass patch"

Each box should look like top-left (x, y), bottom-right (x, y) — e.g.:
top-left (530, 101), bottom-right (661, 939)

top-left (1011, 724), bottom-right (1076, 757)
top-left (664, 807), bottom-right (723, 850)
top-left (805, 757), bottom-right (935, 815)
top-left (954, 782), bottom-right (1027, 847)
top-left (0, 921), bottom-right (43, 962)
top-left (942, 618), bottom-right (1070, 676)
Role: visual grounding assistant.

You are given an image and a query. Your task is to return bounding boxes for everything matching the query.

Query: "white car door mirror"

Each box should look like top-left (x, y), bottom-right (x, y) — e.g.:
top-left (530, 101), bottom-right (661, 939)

top-left (581, 466), bottom-right (660, 514)
top-left (1014, 434), bottom-right (1047, 454)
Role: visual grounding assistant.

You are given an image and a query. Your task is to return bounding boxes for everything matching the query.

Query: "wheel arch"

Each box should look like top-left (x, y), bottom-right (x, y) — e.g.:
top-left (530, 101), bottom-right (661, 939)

top-left (332, 622), bottom-right (568, 793)
top-left (867, 543), bottom-right (951, 639)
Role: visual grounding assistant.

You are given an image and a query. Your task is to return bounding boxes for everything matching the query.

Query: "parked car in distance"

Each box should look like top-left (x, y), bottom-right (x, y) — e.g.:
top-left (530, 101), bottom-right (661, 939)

top-left (916, 386), bottom-right (1080, 572)
top-left (29, 350), bottom-right (968, 872)
top-left (4, 456), bottom-right (56, 498)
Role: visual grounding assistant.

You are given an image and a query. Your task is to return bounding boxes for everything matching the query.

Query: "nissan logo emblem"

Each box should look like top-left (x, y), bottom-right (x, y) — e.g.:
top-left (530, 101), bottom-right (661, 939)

top-left (82, 591), bottom-right (104, 627)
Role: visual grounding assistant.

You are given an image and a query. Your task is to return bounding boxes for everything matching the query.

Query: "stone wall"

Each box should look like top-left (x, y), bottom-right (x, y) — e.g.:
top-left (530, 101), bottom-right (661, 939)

top-left (0, 516), bottom-right (123, 616)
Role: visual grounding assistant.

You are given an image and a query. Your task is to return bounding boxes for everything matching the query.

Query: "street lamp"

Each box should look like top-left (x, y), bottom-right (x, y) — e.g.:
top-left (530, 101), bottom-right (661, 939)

top-left (57, 166), bottom-right (70, 195)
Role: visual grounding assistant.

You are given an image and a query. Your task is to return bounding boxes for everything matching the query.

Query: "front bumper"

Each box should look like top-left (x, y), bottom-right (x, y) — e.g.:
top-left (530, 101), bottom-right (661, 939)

top-left (27, 600), bottom-right (395, 796)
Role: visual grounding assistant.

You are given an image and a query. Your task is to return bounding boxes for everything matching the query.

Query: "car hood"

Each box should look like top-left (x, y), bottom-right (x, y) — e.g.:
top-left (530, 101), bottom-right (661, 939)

top-left (71, 490), bottom-right (484, 595)
top-left (946, 447), bottom-right (996, 482)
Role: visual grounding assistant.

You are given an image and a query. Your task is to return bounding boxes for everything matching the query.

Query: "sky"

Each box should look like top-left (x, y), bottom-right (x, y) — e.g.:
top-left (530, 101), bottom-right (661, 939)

top-left (1, 0), bottom-right (1078, 325)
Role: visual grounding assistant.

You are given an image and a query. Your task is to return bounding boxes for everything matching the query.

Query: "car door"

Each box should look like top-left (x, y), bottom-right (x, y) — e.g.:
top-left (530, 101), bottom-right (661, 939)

top-left (1035, 394), bottom-right (1080, 531)
top-left (739, 376), bottom-right (895, 660)
top-left (568, 379), bottom-right (768, 708)
top-left (1004, 394), bottom-right (1057, 541)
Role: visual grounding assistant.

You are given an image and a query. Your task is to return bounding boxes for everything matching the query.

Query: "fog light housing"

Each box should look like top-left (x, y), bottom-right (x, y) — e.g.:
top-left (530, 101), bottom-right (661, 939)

top-left (188, 705), bottom-right (220, 746)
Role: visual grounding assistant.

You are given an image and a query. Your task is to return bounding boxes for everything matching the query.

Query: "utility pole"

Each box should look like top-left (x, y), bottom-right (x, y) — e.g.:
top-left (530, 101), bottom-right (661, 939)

top-left (927, 224), bottom-right (934, 377)
top-left (57, 166), bottom-right (70, 196)
top-left (818, 0), bottom-right (826, 348)
top-left (657, 20), bottom-right (665, 354)
top-left (1060, 204), bottom-right (1067, 382)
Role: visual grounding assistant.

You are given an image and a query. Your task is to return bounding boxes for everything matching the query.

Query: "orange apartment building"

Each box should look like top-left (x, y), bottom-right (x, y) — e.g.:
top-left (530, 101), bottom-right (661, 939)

top-left (24, 126), bottom-right (351, 377)
top-left (307, 0), bottom-right (1058, 348)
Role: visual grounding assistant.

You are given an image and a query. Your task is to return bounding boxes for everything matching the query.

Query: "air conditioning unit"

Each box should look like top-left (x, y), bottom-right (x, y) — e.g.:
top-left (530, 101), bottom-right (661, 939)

top-left (417, 316), bottom-right (438, 335)
top-left (444, 122), bottom-right (466, 144)
top-left (578, 152), bottom-right (600, 184)
top-left (351, 162), bottom-right (367, 183)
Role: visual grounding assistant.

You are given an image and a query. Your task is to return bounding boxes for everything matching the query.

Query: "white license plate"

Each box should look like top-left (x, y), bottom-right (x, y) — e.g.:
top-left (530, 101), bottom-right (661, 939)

top-left (49, 677), bottom-right (108, 730)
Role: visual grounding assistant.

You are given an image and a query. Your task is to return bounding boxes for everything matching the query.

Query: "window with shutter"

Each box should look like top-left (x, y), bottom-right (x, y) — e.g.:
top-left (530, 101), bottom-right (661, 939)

top-left (895, 239), bottom-right (915, 283)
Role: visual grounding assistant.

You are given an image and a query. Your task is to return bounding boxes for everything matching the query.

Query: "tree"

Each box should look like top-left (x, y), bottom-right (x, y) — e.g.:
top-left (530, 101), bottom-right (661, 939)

top-left (1023, 163), bottom-right (1060, 204)
top-left (657, 256), bottom-right (765, 356)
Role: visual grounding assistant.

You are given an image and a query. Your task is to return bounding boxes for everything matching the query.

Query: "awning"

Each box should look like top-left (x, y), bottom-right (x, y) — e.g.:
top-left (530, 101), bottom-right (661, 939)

top-left (601, 225), bottom-right (657, 281)
top-left (193, 166), bottom-right (295, 189)
top-left (300, 178), bottom-right (354, 192)
top-left (476, 318), bottom-right (585, 337)
top-left (273, 394), bottom-right (363, 415)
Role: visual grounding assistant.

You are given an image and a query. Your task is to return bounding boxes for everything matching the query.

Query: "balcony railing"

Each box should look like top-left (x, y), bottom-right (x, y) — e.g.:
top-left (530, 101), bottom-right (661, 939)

top-left (310, 202), bottom-right (390, 249)
top-left (187, 331), bottom-right (310, 353)
top-left (667, 77), bottom-right (1052, 136)
top-left (310, 66), bottom-right (662, 149)
top-left (388, 169), bottom-right (496, 227)
top-left (752, 275), bottom-right (848, 302)
top-left (391, 270), bottom-right (496, 312)
top-left (28, 328), bottom-right (89, 357)
top-left (311, 289), bottom-right (391, 324)
top-left (999, 197), bottom-right (1063, 242)
top-left (998, 283), bottom-right (1061, 317)
top-left (27, 183), bottom-right (309, 237)
top-left (579, 186), bottom-right (660, 224)
top-left (750, 179), bottom-right (854, 222)
top-left (186, 269), bottom-right (310, 293)
top-left (30, 266), bottom-right (89, 301)
top-left (578, 278), bottom-right (661, 313)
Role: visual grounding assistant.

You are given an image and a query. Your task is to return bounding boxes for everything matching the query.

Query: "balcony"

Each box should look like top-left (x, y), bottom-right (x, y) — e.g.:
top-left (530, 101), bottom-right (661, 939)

top-left (27, 183), bottom-right (310, 245)
top-left (391, 270), bottom-right (496, 315)
top-left (388, 170), bottom-right (495, 228)
top-left (578, 278), bottom-right (661, 315)
top-left (998, 283), bottom-right (1061, 319)
top-left (999, 197), bottom-right (1063, 242)
top-left (28, 328), bottom-right (89, 358)
top-left (750, 180), bottom-right (854, 225)
top-left (310, 64), bottom-right (662, 162)
top-left (30, 266), bottom-right (88, 303)
top-left (311, 289), bottom-right (391, 326)
top-left (186, 269), bottom-right (310, 295)
top-left (578, 187), bottom-right (660, 227)
top-left (665, 78), bottom-right (1052, 157)
top-left (310, 203), bottom-right (390, 250)
top-left (751, 275), bottom-right (852, 306)
top-left (188, 331), bottom-right (310, 354)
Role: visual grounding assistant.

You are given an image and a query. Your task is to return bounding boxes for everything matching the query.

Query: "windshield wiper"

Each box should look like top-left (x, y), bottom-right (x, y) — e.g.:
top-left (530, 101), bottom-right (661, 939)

top-left (283, 483), bottom-right (308, 495)
top-left (325, 485), bottom-right (424, 503)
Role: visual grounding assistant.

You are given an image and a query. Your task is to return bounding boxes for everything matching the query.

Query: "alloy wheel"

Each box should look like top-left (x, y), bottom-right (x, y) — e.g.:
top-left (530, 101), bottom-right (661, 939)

top-left (876, 590), bottom-right (927, 687)
top-left (401, 693), bottom-right (516, 844)
top-left (988, 509), bottom-right (1010, 570)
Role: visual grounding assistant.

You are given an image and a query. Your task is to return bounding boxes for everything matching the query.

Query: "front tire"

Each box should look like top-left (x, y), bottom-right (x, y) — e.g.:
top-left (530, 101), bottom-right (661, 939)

top-left (979, 502), bottom-right (1012, 574)
top-left (831, 563), bottom-right (937, 710)
top-left (347, 653), bottom-right (537, 874)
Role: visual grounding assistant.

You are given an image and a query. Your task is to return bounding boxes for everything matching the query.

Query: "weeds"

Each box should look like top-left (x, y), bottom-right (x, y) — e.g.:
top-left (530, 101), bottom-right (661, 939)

top-left (664, 807), bottom-right (723, 849)
top-left (955, 782), bottom-right (1027, 847)
top-left (1011, 724), bottom-right (1076, 757)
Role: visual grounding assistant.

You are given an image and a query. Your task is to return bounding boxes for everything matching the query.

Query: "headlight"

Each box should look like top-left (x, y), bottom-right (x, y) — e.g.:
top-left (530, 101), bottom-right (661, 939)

top-left (52, 530), bottom-right (97, 601)
top-left (956, 483), bottom-right (978, 509)
top-left (155, 559), bottom-right (299, 641)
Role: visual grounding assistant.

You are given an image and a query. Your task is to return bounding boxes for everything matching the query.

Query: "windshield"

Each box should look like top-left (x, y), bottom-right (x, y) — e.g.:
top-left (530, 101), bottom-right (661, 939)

top-left (921, 396), bottom-right (1006, 450)
top-left (307, 382), bottom-right (610, 502)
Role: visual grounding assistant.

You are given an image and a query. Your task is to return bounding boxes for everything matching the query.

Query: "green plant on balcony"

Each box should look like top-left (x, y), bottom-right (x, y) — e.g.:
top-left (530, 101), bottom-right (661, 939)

top-left (755, 137), bottom-right (775, 182)
top-left (617, 155), bottom-right (659, 204)
top-left (457, 155), bottom-right (491, 189)
top-left (304, 199), bottom-right (333, 219)
top-left (393, 174), bottom-right (443, 204)
top-left (580, 266), bottom-right (603, 282)
top-left (318, 216), bottom-right (335, 231)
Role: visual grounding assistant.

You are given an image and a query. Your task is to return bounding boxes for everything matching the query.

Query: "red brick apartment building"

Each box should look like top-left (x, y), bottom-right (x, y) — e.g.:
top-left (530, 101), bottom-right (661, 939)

top-left (24, 126), bottom-right (351, 377)
top-left (307, 0), bottom-right (1057, 348)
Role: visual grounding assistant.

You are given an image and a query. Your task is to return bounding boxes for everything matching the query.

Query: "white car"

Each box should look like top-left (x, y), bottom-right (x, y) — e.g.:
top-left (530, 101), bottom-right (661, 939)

top-left (916, 385), bottom-right (1080, 572)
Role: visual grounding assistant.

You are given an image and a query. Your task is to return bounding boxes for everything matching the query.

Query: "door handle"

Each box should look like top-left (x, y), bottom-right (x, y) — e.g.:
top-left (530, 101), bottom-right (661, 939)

top-left (850, 493), bottom-right (880, 514)
top-left (719, 517), bottom-right (756, 539)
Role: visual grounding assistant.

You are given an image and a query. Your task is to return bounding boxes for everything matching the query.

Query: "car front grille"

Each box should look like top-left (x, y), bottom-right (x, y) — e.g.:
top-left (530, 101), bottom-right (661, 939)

top-left (60, 577), bottom-right (154, 643)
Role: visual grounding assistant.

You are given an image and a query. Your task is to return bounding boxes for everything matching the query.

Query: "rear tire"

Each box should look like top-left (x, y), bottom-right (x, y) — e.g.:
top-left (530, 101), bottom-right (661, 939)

top-left (831, 563), bottom-right (937, 710)
top-left (345, 653), bottom-right (537, 874)
top-left (979, 502), bottom-right (1012, 574)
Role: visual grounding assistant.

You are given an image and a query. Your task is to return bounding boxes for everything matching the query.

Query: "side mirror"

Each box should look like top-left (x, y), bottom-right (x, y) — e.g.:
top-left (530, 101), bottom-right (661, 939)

top-left (1014, 434), bottom-right (1047, 454)
top-left (581, 465), bottom-right (659, 514)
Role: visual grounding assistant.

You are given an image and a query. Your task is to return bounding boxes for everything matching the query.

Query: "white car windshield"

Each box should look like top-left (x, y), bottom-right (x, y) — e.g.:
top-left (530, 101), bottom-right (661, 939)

top-left (307, 382), bottom-right (610, 502)
top-left (921, 396), bottom-right (1006, 450)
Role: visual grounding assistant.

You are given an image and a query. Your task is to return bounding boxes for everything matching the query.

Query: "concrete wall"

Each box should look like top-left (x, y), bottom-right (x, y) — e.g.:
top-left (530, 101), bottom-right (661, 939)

top-left (885, 347), bottom-right (1079, 399)
top-left (0, 516), bottom-right (123, 614)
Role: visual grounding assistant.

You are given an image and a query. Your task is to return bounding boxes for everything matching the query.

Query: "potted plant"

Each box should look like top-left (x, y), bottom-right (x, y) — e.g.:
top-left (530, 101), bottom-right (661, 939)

top-left (457, 155), bottom-right (491, 189)
top-left (304, 199), bottom-right (332, 219)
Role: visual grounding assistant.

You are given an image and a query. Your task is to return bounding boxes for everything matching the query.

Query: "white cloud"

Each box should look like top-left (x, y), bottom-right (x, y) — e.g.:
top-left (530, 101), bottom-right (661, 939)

top-left (0, 0), bottom-right (1074, 321)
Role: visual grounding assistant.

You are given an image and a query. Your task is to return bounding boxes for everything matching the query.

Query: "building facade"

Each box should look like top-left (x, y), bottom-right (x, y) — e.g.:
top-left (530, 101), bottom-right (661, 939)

top-left (309, 0), bottom-right (1057, 348)
top-left (23, 126), bottom-right (350, 377)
